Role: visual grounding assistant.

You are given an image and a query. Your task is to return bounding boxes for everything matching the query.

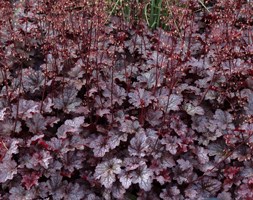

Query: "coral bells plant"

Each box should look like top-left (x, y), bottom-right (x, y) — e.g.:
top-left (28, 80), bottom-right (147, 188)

top-left (0, 0), bottom-right (253, 199)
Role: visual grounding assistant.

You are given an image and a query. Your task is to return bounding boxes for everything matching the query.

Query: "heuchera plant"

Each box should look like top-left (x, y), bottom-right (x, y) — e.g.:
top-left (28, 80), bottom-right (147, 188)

top-left (0, 0), bottom-right (252, 199)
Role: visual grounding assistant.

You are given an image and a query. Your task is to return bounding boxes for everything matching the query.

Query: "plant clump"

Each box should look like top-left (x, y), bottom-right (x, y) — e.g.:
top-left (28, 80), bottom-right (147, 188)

top-left (0, 0), bottom-right (252, 199)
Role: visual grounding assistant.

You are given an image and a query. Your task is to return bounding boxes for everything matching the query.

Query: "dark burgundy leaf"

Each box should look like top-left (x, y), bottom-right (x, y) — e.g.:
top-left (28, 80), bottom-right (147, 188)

top-left (21, 172), bottom-right (40, 189)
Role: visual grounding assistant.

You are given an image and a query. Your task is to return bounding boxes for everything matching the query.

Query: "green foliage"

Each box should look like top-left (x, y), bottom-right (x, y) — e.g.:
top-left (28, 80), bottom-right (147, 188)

top-left (106, 0), bottom-right (165, 29)
top-left (144, 0), bottom-right (163, 29)
top-left (105, 0), bottom-right (190, 30)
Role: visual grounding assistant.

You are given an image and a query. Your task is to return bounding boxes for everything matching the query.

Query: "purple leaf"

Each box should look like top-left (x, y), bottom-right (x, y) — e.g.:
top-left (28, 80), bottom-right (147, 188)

top-left (147, 51), bottom-right (167, 68)
top-left (85, 193), bottom-right (102, 200)
top-left (111, 183), bottom-right (126, 199)
top-left (0, 119), bottom-right (22, 136)
top-left (69, 134), bottom-right (87, 150)
top-left (89, 135), bottom-right (110, 157)
top-left (25, 150), bottom-right (52, 169)
top-left (183, 103), bottom-right (204, 116)
top-left (217, 191), bottom-right (232, 200)
top-left (46, 173), bottom-right (67, 200)
top-left (128, 130), bottom-right (149, 157)
top-left (161, 136), bottom-right (179, 155)
top-left (56, 125), bottom-right (76, 139)
top-left (123, 157), bottom-right (147, 171)
top-left (231, 145), bottom-right (251, 162)
top-left (191, 115), bottom-right (208, 133)
top-left (119, 119), bottom-right (140, 134)
top-left (0, 108), bottom-right (7, 121)
top-left (184, 187), bottom-right (198, 199)
top-left (22, 68), bottom-right (45, 93)
top-left (146, 109), bottom-right (163, 126)
top-left (25, 113), bottom-right (46, 134)
top-left (159, 94), bottom-right (183, 112)
top-left (102, 81), bottom-right (127, 106)
top-left (94, 158), bottom-right (122, 188)
top-left (196, 147), bottom-right (209, 164)
top-left (177, 159), bottom-right (192, 171)
top-left (210, 109), bottom-right (235, 130)
top-left (44, 160), bottom-right (63, 178)
top-left (63, 183), bottom-right (85, 200)
top-left (131, 164), bottom-right (153, 191)
top-left (61, 150), bottom-right (84, 172)
top-left (0, 158), bottom-right (17, 183)
top-left (154, 169), bottom-right (171, 185)
top-left (3, 139), bottom-right (20, 160)
top-left (119, 171), bottom-right (133, 189)
top-left (160, 152), bottom-right (176, 169)
top-left (128, 88), bottom-right (154, 107)
top-left (53, 85), bottom-right (81, 113)
top-left (208, 141), bottom-right (229, 162)
top-left (108, 129), bottom-right (128, 150)
top-left (137, 68), bottom-right (163, 89)
top-left (244, 91), bottom-right (253, 115)
top-left (65, 116), bottom-right (85, 127)
top-left (170, 116), bottom-right (188, 136)
top-left (12, 99), bottom-right (40, 119)
top-left (44, 116), bottom-right (60, 128)
top-left (9, 186), bottom-right (36, 200)
top-left (42, 97), bottom-right (54, 113)
top-left (160, 186), bottom-right (181, 199)
top-left (68, 59), bottom-right (85, 78)
top-left (47, 137), bottom-right (68, 153)
top-left (196, 177), bottom-right (222, 197)
top-left (56, 116), bottom-right (84, 138)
